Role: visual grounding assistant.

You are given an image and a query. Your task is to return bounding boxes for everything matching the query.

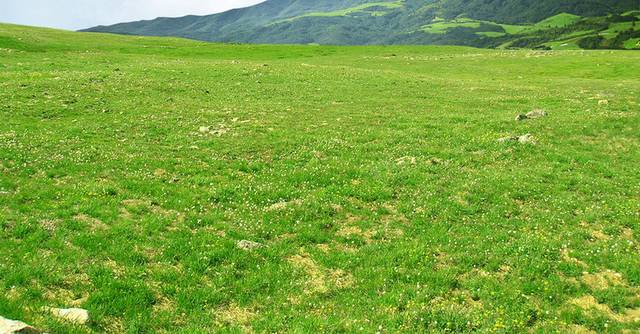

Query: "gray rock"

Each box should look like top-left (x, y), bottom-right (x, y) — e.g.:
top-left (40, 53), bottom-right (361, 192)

top-left (236, 240), bottom-right (264, 250)
top-left (498, 134), bottom-right (536, 144)
top-left (517, 134), bottom-right (536, 144)
top-left (516, 109), bottom-right (547, 121)
top-left (48, 308), bottom-right (89, 325)
top-left (526, 109), bottom-right (547, 119)
top-left (0, 316), bottom-right (40, 334)
top-left (498, 135), bottom-right (516, 143)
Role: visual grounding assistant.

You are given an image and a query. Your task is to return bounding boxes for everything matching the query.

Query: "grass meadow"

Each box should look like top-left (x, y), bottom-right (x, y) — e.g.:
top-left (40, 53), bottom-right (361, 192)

top-left (1, 23), bottom-right (639, 333)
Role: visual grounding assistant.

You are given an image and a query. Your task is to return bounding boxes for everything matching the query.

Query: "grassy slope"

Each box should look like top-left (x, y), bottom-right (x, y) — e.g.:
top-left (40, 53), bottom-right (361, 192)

top-left (1, 23), bottom-right (640, 333)
top-left (534, 13), bottom-right (582, 28)
top-left (275, 1), bottom-right (404, 23)
top-left (420, 14), bottom-right (573, 36)
top-left (422, 13), bottom-right (640, 50)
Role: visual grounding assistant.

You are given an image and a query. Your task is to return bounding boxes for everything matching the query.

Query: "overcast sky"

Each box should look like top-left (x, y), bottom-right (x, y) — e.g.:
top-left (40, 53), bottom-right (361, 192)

top-left (0, 0), bottom-right (265, 30)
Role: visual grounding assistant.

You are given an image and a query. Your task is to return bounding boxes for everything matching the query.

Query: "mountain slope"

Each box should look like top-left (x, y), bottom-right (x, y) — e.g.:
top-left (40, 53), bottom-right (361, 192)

top-left (432, 0), bottom-right (639, 23)
top-left (82, 0), bottom-right (640, 49)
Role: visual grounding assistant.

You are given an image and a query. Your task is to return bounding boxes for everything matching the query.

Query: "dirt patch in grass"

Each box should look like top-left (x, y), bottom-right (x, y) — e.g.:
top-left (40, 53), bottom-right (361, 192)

top-left (571, 295), bottom-right (617, 318)
top-left (590, 230), bottom-right (610, 241)
top-left (567, 325), bottom-right (597, 334)
top-left (152, 294), bottom-right (176, 315)
top-left (39, 219), bottom-right (59, 233)
top-left (561, 248), bottom-right (587, 267)
top-left (336, 225), bottom-right (376, 244)
top-left (433, 251), bottom-right (453, 270)
top-left (316, 243), bottom-right (331, 253)
top-left (581, 270), bottom-right (624, 290)
top-left (43, 287), bottom-right (76, 304)
top-left (215, 303), bottom-right (255, 328)
top-left (289, 253), bottom-right (328, 294)
top-left (288, 253), bottom-right (354, 295)
top-left (330, 269), bottom-right (355, 289)
top-left (119, 199), bottom-right (178, 222)
top-left (73, 213), bottom-right (108, 231)
top-left (571, 295), bottom-right (640, 323)
top-left (265, 199), bottom-right (302, 212)
top-left (104, 259), bottom-right (126, 278)
top-left (621, 228), bottom-right (635, 240)
top-left (427, 289), bottom-right (484, 316)
top-left (5, 286), bottom-right (26, 303)
top-left (103, 317), bottom-right (126, 334)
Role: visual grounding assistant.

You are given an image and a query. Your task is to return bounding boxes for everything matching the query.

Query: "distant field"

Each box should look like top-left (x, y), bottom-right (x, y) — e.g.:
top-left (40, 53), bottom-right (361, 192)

top-left (275, 1), bottom-right (403, 24)
top-left (421, 13), bottom-right (640, 51)
top-left (1, 23), bottom-right (639, 333)
top-left (534, 13), bottom-right (582, 28)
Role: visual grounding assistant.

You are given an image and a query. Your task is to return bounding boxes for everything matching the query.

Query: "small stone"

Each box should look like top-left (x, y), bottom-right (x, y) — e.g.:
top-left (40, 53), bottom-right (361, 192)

top-left (516, 109), bottom-right (547, 121)
top-left (236, 240), bottom-right (263, 251)
top-left (598, 99), bottom-right (609, 105)
top-left (198, 126), bottom-right (210, 133)
top-left (48, 307), bottom-right (89, 325)
top-left (395, 156), bottom-right (416, 165)
top-left (498, 134), bottom-right (536, 144)
top-left (497, 136), bottom-right (518, 143)
top-left (526, 109), bottom-right (547, 119)
top-left (0, 316), bottom-right (41, 334)
top-left (517, 134), bottom-right (536, 144)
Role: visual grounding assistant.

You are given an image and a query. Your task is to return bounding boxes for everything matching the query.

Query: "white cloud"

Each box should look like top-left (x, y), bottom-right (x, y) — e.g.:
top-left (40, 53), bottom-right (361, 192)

top-left (0, 0), bottom-right (265, 30)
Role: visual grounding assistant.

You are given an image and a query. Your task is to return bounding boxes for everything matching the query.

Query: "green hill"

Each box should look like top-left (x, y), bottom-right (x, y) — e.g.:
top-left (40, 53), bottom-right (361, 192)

top-left (82, 0), bottom-right (640, 49)
top-left (2, 23), bottom-right (640, 333)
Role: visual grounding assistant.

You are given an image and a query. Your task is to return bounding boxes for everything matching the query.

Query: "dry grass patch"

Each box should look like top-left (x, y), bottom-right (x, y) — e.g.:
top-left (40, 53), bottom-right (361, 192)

top-left (215, 303), bottom-right (255, 330)
top-left (590, 230), bottom-right (610, 241)
top-left (104, 259), bottom-right (126, 278)
top-left (580, 270), bottom-right (625, 290)
top-left (571, 295), bottom-right (640, 323)
top-left (561, 248), bottom-right (587, 267)
top-left (316, 243), bottom-right (331, 253)
top-left (265, 199), bottom-right (302, 212)
top-left (288, 253), bottom-right (329, 294)
top-left (567, 325), bottom-right (598, 334)
top-left (39, 219), bottom-right (59, 233)
top-left (288, 253), bottom-right (354, 295)
top-left (336, 225), bottom-right (376, 244)
top-left (73, 213), bottom-right (107, 231)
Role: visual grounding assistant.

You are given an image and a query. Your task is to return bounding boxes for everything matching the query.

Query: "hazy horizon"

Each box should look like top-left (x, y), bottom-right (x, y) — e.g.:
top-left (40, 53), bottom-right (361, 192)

top-left (0, 0), bottom-right (265, 30)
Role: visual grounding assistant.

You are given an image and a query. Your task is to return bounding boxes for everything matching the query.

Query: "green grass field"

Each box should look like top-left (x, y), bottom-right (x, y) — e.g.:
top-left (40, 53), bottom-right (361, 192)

top-left (422, 18), bottom-right (483, 34)
top-left (421, 13), bottom-right (582, 37)
top-left (1, 23), bottom-right (640, 333)
top-left (534, 13), bottom-right (582, 29)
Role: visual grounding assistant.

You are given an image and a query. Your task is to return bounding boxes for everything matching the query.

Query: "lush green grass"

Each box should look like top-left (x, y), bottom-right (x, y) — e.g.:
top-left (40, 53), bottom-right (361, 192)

top-left (600, 22), bottom-right (640, 40)
top-left (1, 23), bottom-right (640, 333)
top-left (421, 12), bottom-right (637, 50)
top-left (534, 13), bottom-right (582, 29)
top-left (624, 38), bottom-right (640, 49)
top-left (422, 18), bottom-right (483, 34)
top-left (498, 23), bottom-right (531, 35)
top-left (421, 18), bottom-right (529, 36)
top-left (544, 39), bottom-right (582, 50)
top-left (421, 15), bottom-right (572, 37)
top-left (476, 31), bottom-right (507, 38)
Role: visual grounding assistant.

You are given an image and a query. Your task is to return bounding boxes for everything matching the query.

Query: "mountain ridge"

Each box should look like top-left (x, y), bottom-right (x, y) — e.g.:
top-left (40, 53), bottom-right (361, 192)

top-left (82, 0), bottom-right (640, 49)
